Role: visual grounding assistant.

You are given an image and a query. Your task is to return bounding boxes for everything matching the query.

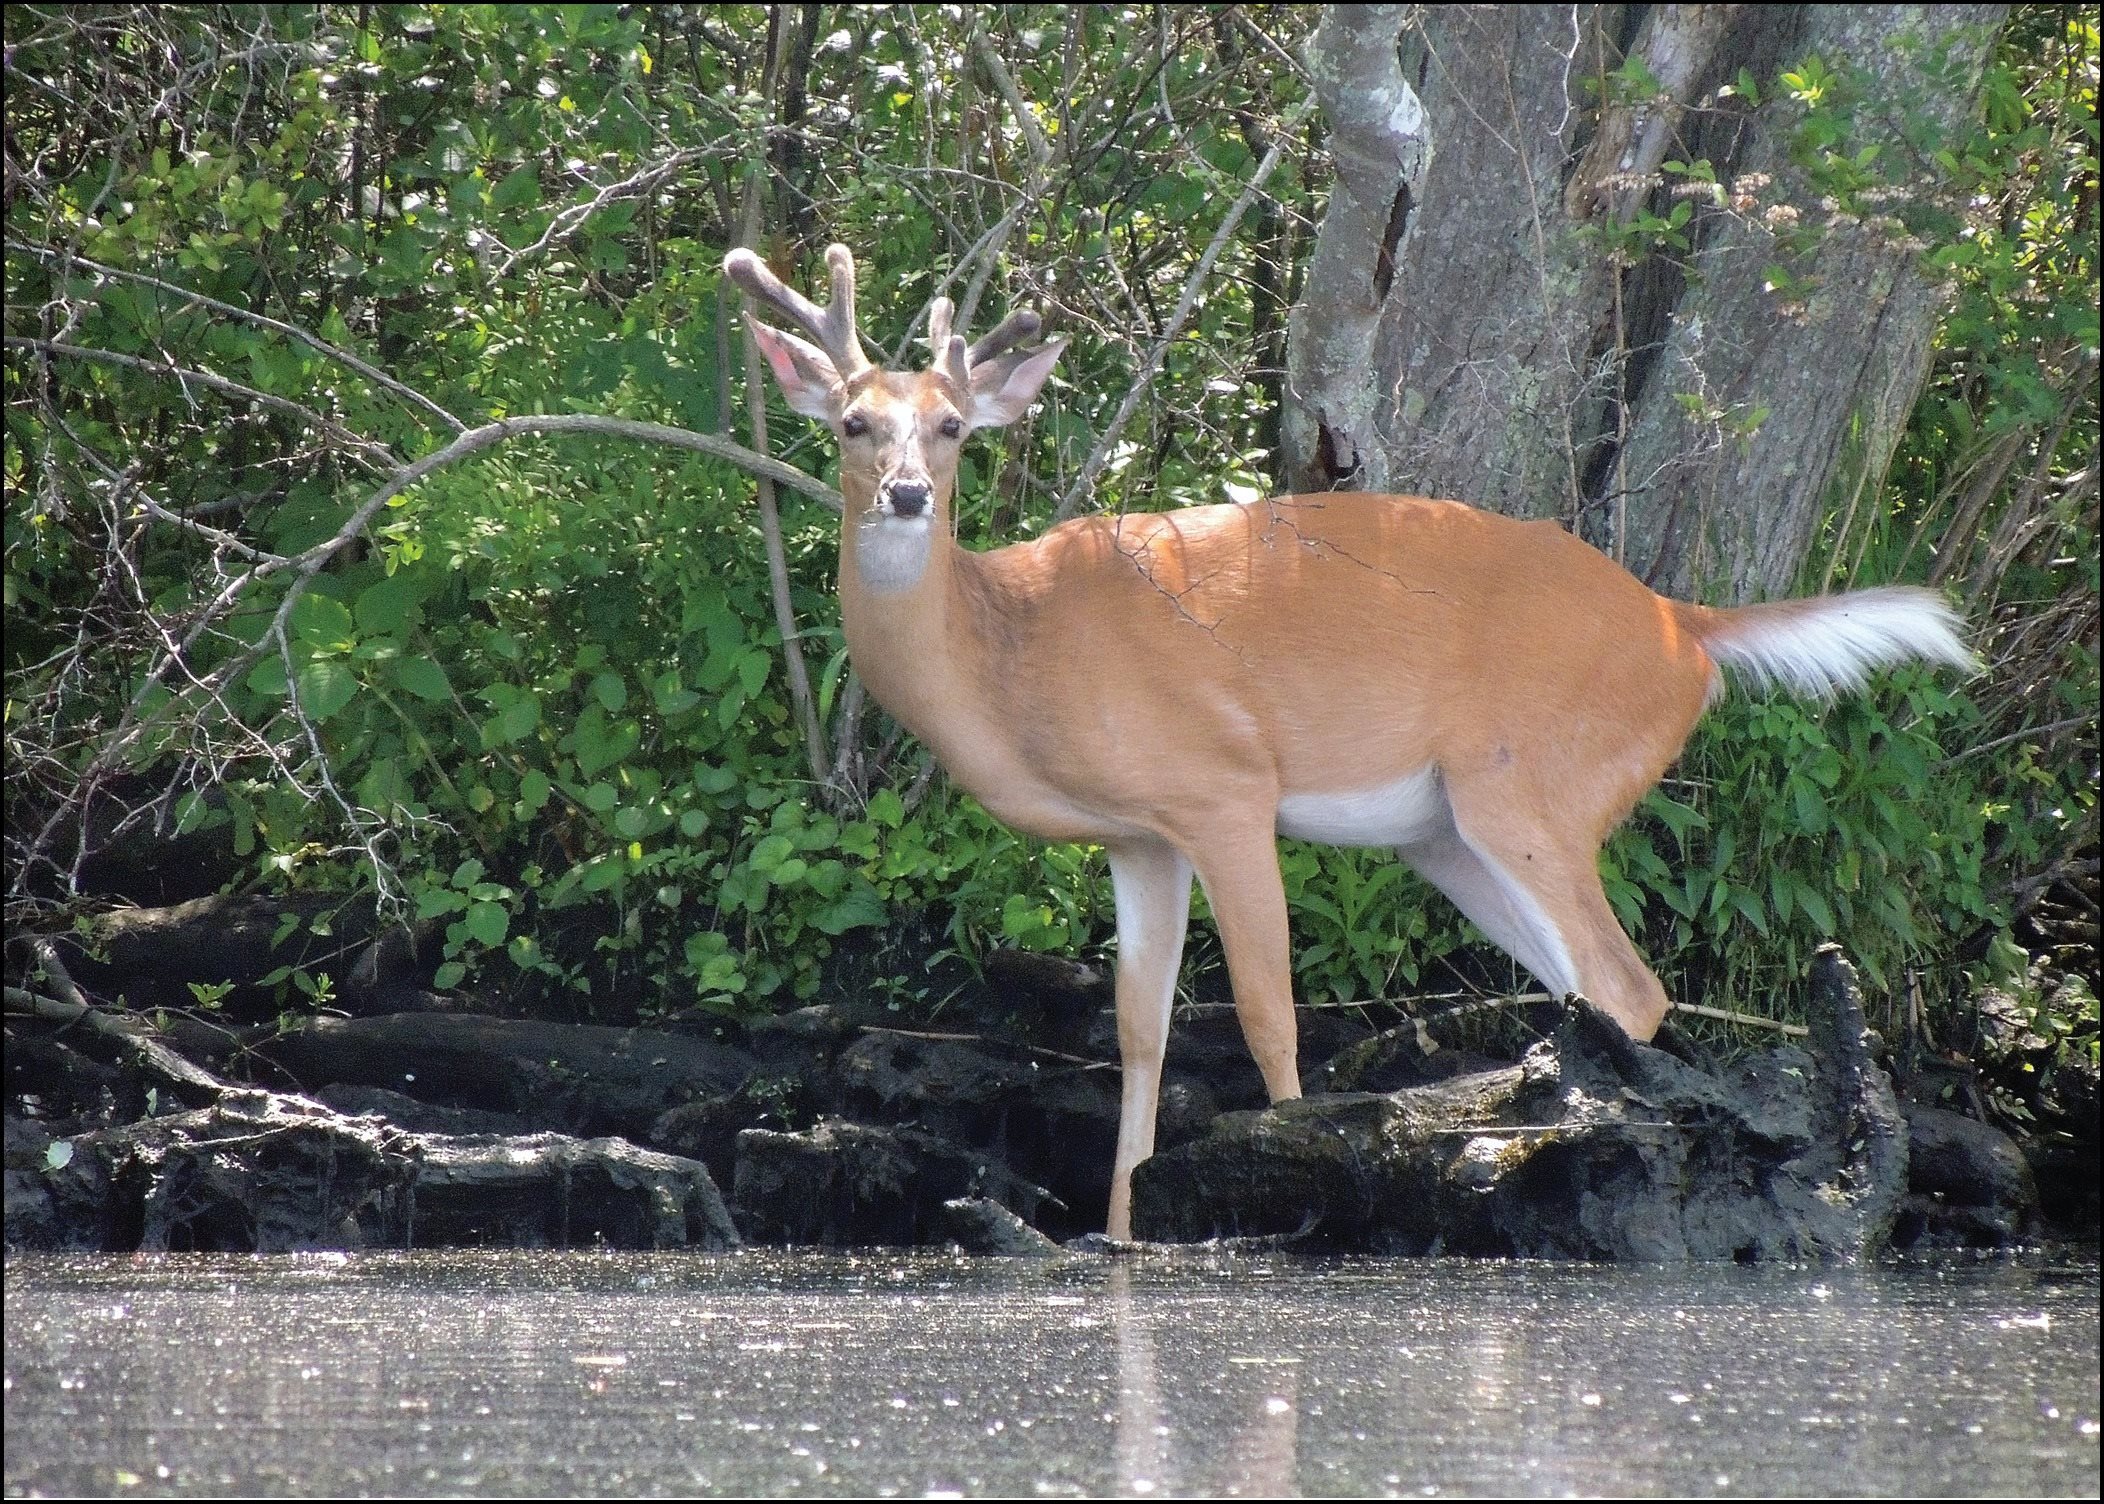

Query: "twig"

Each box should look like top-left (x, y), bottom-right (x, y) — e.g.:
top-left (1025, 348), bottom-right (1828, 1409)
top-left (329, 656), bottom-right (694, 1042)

top-left (1666, 1002), bottom-right (1808, 1037)
top-left (1944, 714), bottom-right (2093, 766)
top-left (490, 144), bottom-right (726, 281)
top-left (859, 1024), bottom-right (1114, 1071)
top-left (1425, 1121), bottom-right (1684, 1135)
top-left (23, 409), bottom-right (841, 883)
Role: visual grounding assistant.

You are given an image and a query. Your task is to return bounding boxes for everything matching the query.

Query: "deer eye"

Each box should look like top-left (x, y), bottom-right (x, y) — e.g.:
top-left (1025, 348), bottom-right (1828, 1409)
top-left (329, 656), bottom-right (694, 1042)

top-left (842, 413), bottom-right (870, 438)
top-left (939, 416), bottom-right (963, 439)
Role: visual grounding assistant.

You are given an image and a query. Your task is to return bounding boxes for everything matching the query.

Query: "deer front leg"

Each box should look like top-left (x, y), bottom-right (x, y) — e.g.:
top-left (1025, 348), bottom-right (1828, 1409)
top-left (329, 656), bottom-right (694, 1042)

top-left (1105, 840), bottom-right (1193, 1241)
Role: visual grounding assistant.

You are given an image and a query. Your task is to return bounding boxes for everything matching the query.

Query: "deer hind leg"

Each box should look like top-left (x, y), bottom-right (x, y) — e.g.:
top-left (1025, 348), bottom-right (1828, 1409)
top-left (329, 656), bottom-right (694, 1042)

top-left (1402, 789), bottom-right (1672, 1040)
top-left (1105, 840), bottom-right (1193, 1242)
top-left (1186, 825), bottom-right (1304, 1105)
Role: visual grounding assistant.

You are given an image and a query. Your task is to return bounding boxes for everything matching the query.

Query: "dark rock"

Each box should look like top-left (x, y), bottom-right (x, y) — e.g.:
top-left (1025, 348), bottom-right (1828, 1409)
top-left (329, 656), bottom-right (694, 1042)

top-left (983, 948), bottom-right (1110, 1051)
top-left (15, 1090), bottom-right (416, 1252)
top-left (732, 1118), bottom-right (1047, 1246)
top-left (3, 1089), bottom-right (737, 1253)
top-left (1130, 1070), bottom-right (1528, 1253)
top-left (52, 776), bottom-right (242, 908)
top-left (1081, 1002), bottom-right (1376, 1114)
top-left (314, 1083), bottom-right (532, 1138)
top-left (262, 1011), bottom-right (756, 1139)
top-left (943, 1195), bottom-right (1061, 1256)
top-left (4, 1031), bottom-right (133, 1128)
top-left (5, 1117), bottom-right (73, 1249)
top-left (2029, 1050), bottom-right (2099, 1237)
top-left (745, 1003), bottom-right (865, 1075)
top-left (54, 893), bottom-right (439, 1019)
top-left (406, 1131), bottom-right (738, 1250)
top-left (1317, 1017), bottom-right (1508, 1092)
top-left (1014, 1067), bottom-right (1122, 1232)
top-left (1891, 1103), bottom-right (2037, 1248)
top-left (649, 1069), bottom-right (819, 1192)
top-left (837, 1029), bottom-right (1036, 1145)
top-left (839, 1030), bottom-right (1035, 1111)
top-left (1905, 1103), bottom-right (2036, 1208)
top-left (1134, 949), bottom-right (1909, 1262)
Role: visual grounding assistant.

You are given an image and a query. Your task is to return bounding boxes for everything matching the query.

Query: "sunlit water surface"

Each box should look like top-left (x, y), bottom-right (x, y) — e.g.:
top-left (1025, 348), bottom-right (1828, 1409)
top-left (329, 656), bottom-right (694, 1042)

top-left (5, 1248), bottom-right (2097, 1497)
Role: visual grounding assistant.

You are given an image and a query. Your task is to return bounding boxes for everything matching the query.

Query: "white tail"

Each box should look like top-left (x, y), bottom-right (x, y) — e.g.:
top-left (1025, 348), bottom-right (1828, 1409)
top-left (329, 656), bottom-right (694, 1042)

top-left (1686, 587), bottom-right (1974, 700)
top-left (728, 243), bottom-right (1976, 1241)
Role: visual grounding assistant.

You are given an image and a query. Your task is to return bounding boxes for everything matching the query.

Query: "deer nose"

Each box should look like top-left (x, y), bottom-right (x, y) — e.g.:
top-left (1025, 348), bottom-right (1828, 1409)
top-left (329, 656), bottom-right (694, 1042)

top-left (884, 480), bottom-right (931, 518)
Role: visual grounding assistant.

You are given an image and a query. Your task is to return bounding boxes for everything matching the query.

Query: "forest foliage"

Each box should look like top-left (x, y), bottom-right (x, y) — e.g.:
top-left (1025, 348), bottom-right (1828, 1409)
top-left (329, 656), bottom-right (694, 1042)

top-left (3, 5), bottom-right (2096, 1061)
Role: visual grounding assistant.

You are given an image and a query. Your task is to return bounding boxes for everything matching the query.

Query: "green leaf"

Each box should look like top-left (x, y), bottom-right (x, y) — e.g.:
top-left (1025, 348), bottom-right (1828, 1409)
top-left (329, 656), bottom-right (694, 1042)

top-left (296, 659), bottom-right (358, 721)
top-left (1792, 778), bottom-right (1829, 835)
top-left (498, 694), bottom-right (540, 743)
top-left (391, 655), bottom-right (452, 702)
top-left (354, 572), bottom-right (425, 636)
top-left (489, 165), bottom-right (543, 210)
top-left (173, 791), bottom-right (209, 836)
top-left (591, 672), bottom-right (627, 713)
top-left (655, 682), bottom-right (701, 717)
top-left (811, 882), bottom-right (888, 934)
top-left (517, 769), bottom-right (552, 814)
top-left (291, 593), bottom-right (356, 652)
top-left (465, 901), bottom-right (509, 947)
top-left (246, 654), bottom-right (290, 698)
top-left (574, 716), bottom-right (640, 778)
top-left (416, 886), bottom-right (468, 919)
top-left (867, 789), bottom-right (906, 829)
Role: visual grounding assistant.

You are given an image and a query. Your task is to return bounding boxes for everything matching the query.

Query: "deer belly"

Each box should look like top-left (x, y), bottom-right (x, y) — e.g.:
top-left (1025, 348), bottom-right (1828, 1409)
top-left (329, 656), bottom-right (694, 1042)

top-left (1275, 766), bottom-right (1447, 848)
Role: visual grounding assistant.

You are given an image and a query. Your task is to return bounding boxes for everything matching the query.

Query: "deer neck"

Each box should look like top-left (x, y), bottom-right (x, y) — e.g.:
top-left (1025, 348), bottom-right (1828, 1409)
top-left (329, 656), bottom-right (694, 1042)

top-left (836, 481), bottom-right (1000, 746)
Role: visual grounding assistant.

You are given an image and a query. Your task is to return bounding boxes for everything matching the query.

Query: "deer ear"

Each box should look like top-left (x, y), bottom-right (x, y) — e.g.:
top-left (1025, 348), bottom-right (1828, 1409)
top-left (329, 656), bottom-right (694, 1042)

top-left (746, 317), bottom-right (844, 420)
top-left (968, 338), bottom-right (1065, 428)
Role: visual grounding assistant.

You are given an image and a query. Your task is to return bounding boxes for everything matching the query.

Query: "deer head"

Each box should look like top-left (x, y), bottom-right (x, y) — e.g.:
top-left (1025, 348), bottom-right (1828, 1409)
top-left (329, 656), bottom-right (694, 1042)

top-left (723, 244), bottom-right (1064, 544)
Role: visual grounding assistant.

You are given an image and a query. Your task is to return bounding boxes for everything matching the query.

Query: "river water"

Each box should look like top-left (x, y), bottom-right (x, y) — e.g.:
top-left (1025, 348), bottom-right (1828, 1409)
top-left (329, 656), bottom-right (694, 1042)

top-left (5, 1248), bottom-right (2097, 1497)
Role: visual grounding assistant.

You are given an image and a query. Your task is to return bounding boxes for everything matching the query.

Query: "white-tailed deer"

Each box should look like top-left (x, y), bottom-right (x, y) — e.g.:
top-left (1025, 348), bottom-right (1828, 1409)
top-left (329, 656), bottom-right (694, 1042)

top-left (725, 243), bottom-right (1974, 1241)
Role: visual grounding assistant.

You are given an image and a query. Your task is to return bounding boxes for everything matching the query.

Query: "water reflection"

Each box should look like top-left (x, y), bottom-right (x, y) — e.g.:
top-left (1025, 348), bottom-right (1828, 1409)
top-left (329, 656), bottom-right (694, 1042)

top-left (1111, 1265), bottom-right (1301, 1496)
top-left (4, 1250), bottom-right (2096, 1497)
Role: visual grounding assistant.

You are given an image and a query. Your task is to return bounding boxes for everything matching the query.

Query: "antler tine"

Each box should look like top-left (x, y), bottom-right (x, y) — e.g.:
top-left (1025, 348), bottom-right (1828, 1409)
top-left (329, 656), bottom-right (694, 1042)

top-left (925, 297), bottom-right (972, 391)
top-left (821, 244), bottom-right (871, 376)
top-left (965, 309), bottom-right (1044, 370)
top-left (722, 243), bottom-right (871, 376)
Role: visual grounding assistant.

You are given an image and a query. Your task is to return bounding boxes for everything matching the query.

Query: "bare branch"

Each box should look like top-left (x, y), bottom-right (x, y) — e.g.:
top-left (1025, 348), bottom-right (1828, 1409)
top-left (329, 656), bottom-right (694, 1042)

top-left (6, 240), bottom-right (466, 434)
top-left (4, 336), bottom-right (395, 469)
top-left (1057, 95), bottom-right (1315, 519)
top-left (733, 150), bottom-right (834, 790)
top-left (490, 143), bottom-right (731, 282)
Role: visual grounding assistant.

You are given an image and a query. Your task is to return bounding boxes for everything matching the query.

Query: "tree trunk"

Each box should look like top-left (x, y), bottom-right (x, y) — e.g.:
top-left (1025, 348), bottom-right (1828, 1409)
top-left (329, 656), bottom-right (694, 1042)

top-left (1283, 4), bottom-right (2007, 603)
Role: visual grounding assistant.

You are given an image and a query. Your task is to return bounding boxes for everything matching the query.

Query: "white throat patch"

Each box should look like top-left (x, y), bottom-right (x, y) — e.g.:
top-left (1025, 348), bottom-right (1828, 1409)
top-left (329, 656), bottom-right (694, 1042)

top-left (854, 512), bottom-right (935, 594)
